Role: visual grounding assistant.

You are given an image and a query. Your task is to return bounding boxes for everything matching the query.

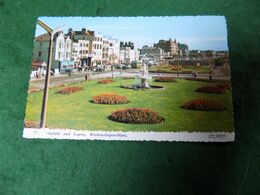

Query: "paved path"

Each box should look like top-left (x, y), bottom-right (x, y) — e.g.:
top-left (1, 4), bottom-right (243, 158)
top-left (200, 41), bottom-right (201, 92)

top-left (29, 70), bottom-right (230, 91)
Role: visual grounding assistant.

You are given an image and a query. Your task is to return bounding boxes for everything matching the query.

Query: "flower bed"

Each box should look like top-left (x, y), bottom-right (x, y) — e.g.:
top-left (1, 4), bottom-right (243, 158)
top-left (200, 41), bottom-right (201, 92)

top-left (154, 77), bottom-right (176, 82)
top-left (110, 108), bottom-right (165, 124)
top-left (215, 83), bottom-right (231, 90)
top-left (185, 78), bottom-right (213, 82)
top-left (98, 79), bottom-right (113, 84)
top-left (92, 93), bottom-right (128, 104)
top-left (196, 85), bottom-right (227, 94)
top-left (56, 86), bottom-right (83, 95)
top-left (181, 99), bottom-right (226, 111)
top-left (24, 121), bottom-right (40, 128)
top-left (29, 88), bottom-right (40, 93)
top-left (170, 66), bottom-right (182, 71)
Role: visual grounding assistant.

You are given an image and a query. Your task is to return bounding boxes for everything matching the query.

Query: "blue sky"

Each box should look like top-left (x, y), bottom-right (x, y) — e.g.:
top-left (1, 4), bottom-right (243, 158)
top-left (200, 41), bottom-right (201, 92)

top-left (36, 16), bottom-right (228, 51)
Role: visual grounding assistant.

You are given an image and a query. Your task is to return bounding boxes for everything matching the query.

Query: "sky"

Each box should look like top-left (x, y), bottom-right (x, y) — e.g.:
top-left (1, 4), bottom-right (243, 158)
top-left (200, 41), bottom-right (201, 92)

top-left (35, 16), bottom-right (228, 51)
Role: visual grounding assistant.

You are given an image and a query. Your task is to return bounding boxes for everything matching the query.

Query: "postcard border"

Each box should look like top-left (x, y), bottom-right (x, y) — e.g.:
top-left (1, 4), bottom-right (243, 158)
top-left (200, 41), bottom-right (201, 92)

top-left (23, 128), bottom-right (235, 142)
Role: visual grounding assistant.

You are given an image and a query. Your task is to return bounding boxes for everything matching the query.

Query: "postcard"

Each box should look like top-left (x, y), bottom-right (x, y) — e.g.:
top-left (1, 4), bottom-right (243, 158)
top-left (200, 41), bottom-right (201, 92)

top-left (23, 16), bottom-right (235, 142)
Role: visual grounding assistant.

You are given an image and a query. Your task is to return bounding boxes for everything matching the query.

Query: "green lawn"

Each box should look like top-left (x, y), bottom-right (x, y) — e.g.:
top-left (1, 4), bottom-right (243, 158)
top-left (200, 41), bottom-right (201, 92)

top-left (25, 78), bottom-right (235, 132)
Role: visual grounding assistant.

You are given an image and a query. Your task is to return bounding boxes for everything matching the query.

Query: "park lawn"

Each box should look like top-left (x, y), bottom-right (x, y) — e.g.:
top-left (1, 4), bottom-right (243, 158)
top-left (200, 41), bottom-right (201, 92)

top-left (25, 78), bottom-right (235, 132)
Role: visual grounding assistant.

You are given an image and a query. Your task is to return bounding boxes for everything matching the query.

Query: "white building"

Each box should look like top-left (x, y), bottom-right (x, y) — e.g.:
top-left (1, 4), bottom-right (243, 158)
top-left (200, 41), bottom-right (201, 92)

top-left (55, 32), bottom-right (73, 61)
top-left (108, 39), bottom-right (120, 64)
top-left (55, 32), bottom-right (74, 72)
top-left (119, 41), bottom-right (139, 64)
top-left (93, 34), bottom-right (103, 65)
top-left (102, 37), bottom-right (109, 64)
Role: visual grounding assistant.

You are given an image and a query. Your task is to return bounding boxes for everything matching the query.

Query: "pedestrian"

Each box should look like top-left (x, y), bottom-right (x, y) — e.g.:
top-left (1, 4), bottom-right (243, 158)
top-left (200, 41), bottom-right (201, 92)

top-left (209, 72), bottom-right (212, 81)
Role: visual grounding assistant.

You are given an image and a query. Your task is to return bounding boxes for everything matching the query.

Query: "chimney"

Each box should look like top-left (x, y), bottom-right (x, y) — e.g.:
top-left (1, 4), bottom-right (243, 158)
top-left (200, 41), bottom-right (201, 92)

top-left (82, 28), bottom-right (86, 34)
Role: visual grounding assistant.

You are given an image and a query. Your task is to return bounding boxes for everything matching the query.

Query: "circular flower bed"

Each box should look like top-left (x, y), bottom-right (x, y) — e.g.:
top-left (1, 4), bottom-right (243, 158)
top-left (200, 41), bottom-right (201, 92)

top-left (109, 108), bottom-right (165, 124)
top-left (154, 77), bottom-right (176, 82)
top-left (98, 79), bottom-right (113, 84)
top-left (215, 83), bottom-right (231, 90)
top-left (29, 88), bottom-right (40, 93)
top-left (56, 86), bottom-right (83, 95)
top-left (181, 98), bottom-right (226, 111)
top-left (92, 93), bottom-right (128, 104)
top-left (195, 85), bottom-right (226, 94)
top-left (24, 121), bottom-right (40, 128)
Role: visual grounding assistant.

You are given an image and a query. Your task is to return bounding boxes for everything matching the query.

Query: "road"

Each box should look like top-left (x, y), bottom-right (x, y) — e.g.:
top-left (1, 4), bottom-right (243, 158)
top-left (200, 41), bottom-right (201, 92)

top-left (29, 69), bottom-right (230, 91)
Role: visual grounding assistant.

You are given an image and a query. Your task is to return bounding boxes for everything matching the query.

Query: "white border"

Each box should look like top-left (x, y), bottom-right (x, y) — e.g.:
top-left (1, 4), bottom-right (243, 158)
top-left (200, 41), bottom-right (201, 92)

top-left (23, 128), bottom-right (235, 142)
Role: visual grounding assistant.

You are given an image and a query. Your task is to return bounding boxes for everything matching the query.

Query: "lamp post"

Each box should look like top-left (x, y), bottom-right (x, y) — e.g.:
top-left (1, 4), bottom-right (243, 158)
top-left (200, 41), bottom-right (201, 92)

top-left (109, 47), bottom-right (115, 78)
top-left (177, 50), bottom-right (180, 77)
top-left (38, 20), bottom-right (62, 128)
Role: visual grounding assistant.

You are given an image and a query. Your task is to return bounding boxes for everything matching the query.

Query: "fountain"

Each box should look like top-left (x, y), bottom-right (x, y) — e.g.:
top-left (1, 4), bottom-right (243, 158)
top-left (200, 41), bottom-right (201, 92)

top-left (121, 55), bottom-right (165, 90)
top-left (137, 55), bottom-right (152, 88)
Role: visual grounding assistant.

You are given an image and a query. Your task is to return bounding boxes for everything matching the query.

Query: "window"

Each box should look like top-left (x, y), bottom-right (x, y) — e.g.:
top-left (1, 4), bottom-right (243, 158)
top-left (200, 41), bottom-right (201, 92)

top-left (58, 52), bottom-right (61, 58)
top-left (59, 42), bottom-right (62, 48)
top-left (38, 51), bottom-right (41, 57)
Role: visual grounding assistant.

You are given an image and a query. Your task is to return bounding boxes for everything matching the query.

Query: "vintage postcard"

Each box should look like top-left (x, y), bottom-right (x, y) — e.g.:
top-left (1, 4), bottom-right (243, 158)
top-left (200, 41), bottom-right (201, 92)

top-left (23, 16), bottom-right (235, 142)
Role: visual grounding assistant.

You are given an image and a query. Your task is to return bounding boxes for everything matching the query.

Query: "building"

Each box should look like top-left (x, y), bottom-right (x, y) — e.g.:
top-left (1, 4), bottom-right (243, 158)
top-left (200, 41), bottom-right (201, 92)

top-left (92, 34), bottom-right (103, 66)
top-left (32, 33), bottom-right (59, 70)
top-left (32, 28), bottom-right (138, 73)
top-left (140, 46), bottom-right (163, 61)
top-left (120, 41), bottom-right (139, 64)
top-left (154, 38), bottom-right (179, 57)
top-left (102, 37), bottom-right (109, 64)
top-left (69, 28), bottom-right (95, 70)
top-left (55, 32), bottom-right (74, 73)
top-left (178, 43), bottom-right (189, 58)
top-left (108, 39), bottom-right (120, 64)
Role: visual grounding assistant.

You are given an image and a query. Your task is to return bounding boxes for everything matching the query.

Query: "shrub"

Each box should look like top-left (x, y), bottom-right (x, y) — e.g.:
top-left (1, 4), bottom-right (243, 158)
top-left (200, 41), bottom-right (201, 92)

top-left (215, 83), bottom-right (231, 90)
top-left (56, 86), bottom-right (83, 95)
top-left (92, 93), bottom-right (128, 104)
top-left (154, 77), bottom-right (176, 82)
top-left (196, 85), bottom-right (226, 94)
top-left (110, 108), bottom-right (165, 124)
top-left (181, 99), bottom-right (226, 111)
top-left (98, 79), bottom-right (113, 84)
top-left (24, 121), bottom-right (40, 128)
